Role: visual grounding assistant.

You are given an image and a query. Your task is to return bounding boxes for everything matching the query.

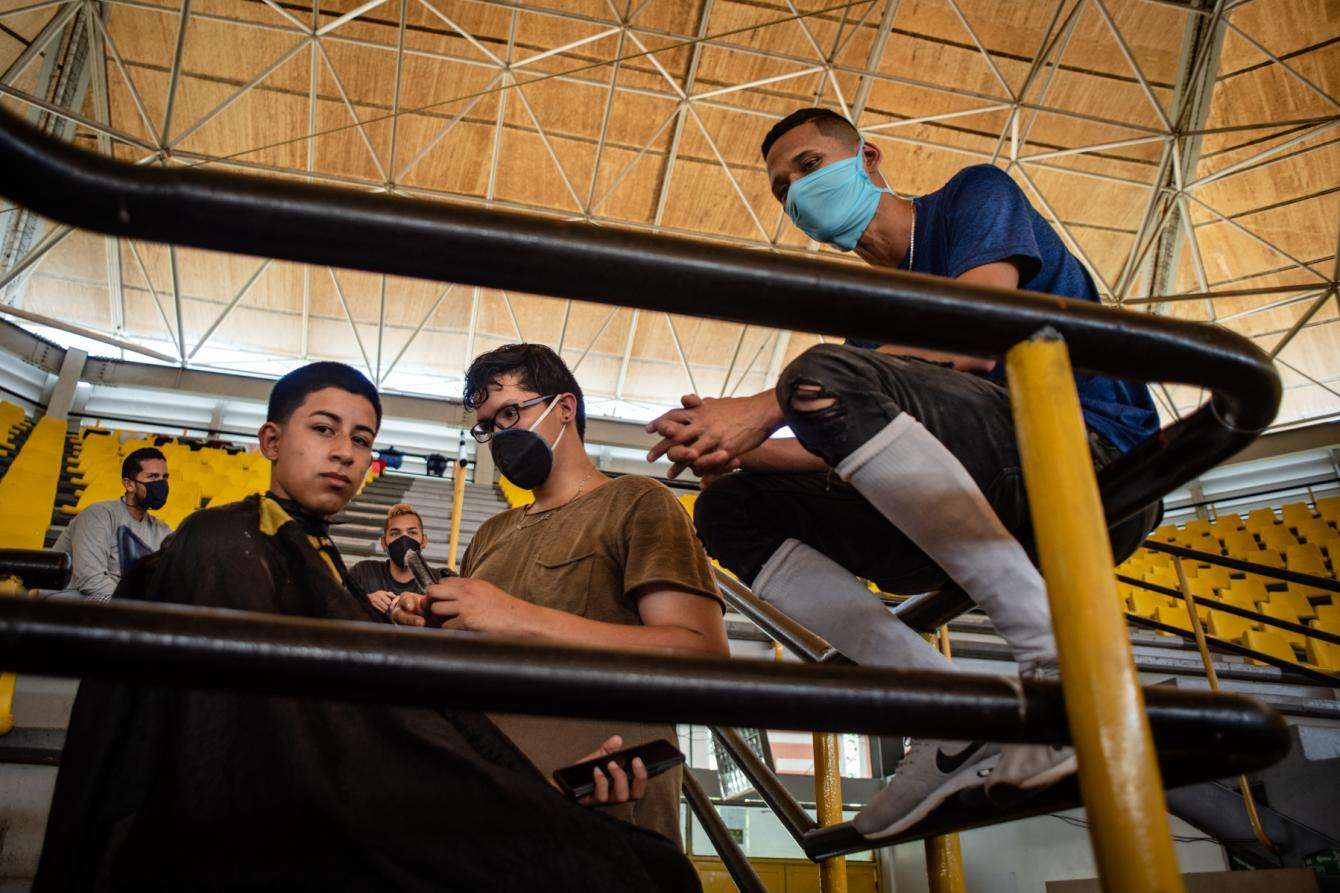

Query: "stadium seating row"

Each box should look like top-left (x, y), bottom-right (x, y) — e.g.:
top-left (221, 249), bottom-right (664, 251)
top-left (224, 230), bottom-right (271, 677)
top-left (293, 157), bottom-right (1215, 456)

top-left (0, 412), bottom-right (66, 549)
top-left (1117, 497), bottom-right (1340, 672)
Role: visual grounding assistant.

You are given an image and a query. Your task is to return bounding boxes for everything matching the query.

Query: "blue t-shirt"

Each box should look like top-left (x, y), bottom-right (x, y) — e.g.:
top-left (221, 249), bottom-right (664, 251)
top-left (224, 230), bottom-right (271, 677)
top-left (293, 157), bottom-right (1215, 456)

top-left (851, 164), bottom-right (1158, 453)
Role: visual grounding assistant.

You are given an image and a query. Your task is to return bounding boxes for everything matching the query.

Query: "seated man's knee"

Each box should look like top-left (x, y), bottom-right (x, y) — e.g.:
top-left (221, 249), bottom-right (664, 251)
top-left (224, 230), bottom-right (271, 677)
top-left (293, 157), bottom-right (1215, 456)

top-left (776, 344), bottom-right (890, 466)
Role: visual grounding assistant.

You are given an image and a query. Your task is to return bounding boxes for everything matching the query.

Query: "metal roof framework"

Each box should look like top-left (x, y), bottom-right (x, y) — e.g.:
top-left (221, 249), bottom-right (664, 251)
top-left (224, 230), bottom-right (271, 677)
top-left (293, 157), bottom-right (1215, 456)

top-left (0, 0), bottom-right (1336, 428)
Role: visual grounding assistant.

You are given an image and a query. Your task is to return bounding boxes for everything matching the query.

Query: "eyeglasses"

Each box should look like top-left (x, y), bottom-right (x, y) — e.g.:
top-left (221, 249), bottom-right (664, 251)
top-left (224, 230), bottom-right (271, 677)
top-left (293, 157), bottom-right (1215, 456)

top-left (469, 394), bottom-right (554, 443)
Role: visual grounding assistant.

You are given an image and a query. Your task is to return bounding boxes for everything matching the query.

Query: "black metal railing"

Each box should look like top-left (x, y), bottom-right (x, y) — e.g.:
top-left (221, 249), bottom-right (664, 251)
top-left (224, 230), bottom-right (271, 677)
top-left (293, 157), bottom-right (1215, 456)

top-left (0, 105), bottom-right (1280, 529)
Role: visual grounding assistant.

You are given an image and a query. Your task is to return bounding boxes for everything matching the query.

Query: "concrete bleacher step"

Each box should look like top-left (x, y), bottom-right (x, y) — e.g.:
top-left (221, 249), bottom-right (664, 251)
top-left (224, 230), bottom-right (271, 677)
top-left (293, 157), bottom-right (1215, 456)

top-left (0, 675), bottom-right (77, 886)
top-left (331, 474), bottom-right (510, 564)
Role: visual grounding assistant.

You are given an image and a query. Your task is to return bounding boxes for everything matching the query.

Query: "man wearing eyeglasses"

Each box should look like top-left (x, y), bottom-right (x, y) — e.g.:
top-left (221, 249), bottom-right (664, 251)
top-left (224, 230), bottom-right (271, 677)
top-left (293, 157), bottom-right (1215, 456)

top-left (392, 343), bottom-right (728, 848)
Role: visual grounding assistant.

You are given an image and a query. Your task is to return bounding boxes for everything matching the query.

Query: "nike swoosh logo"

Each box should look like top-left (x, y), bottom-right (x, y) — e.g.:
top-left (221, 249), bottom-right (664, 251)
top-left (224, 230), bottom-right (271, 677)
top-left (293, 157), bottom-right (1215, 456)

top-left (936, 741), bottom-right (986, 774)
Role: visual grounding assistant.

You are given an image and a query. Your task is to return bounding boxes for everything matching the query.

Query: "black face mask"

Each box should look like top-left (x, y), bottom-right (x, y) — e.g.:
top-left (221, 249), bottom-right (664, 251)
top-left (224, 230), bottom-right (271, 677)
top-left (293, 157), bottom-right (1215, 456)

top-left (488, 396), bottom-right (567, 490)
top-left (386, 535), bottom-right (421, 569)
top-left (138, 479), bottom-right (169, 511)
top-left (489, 428), bottom-right (555, 490)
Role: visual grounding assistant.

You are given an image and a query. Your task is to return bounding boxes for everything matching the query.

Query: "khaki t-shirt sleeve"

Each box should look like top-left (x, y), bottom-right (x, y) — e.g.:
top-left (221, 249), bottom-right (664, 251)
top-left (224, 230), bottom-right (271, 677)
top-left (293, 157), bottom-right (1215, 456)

top-left (618, 484), bottom-right (722, 608)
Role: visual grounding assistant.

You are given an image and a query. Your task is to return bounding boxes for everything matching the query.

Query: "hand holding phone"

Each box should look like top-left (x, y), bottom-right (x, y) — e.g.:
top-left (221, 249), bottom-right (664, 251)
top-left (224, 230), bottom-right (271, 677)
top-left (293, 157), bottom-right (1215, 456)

top-left (552, 738), bottom-right (685, 802)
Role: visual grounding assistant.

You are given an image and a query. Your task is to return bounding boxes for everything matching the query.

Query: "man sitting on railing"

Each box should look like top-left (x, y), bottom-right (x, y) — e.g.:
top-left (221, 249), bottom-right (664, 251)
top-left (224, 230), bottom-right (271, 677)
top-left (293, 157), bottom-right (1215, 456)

top-left (392, 343), bottom-right (730, 848)
top-left (36, 361), bottom-right (700, 893)
top-left (644, 108), bottom-right (1162, 840)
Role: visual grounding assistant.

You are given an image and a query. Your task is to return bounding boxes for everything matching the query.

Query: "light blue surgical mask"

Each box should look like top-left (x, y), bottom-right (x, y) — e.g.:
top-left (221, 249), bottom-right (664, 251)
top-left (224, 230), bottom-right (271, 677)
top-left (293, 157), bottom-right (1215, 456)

top-left (783, 140), bottom-right (891, 251)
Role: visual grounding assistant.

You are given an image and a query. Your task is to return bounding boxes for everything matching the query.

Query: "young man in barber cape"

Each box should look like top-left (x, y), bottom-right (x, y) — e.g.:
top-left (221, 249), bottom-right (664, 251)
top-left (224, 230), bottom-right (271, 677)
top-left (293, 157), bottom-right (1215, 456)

top-left (643, 108), bottom-right (1162, 840)
top-left (392, 343), bottom-right (728, 845)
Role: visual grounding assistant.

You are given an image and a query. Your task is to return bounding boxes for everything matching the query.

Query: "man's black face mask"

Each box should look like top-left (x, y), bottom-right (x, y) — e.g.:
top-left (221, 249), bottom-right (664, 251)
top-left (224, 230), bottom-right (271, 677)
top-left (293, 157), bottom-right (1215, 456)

top-left (387, 535), bottom-right (421, 568)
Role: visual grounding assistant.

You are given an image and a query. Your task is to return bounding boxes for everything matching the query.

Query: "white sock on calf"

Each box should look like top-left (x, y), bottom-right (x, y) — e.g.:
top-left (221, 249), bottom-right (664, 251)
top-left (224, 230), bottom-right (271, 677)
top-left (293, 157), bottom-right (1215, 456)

top-left (752, 538), bottom-right (954, 672)
top-left (834, 413), bottom-right (1058, 676)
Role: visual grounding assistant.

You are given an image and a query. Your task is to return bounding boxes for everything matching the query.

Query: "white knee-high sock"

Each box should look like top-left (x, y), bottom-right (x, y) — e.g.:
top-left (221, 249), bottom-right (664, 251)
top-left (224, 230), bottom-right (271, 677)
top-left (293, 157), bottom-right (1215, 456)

top-left (834, 413), bottom-right (1057, 675)
top-left (753, 539), bottom-right (954, 672)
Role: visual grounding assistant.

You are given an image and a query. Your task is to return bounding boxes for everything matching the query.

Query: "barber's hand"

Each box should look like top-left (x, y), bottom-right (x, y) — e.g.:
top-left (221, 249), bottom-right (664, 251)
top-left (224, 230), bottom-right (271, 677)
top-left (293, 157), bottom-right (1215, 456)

top-left (645, 392), bottom-right (780, 479)
top-left (422, 576), bottom-right (534, 635)
top-left (367, 589), bottom-right (395, 614)
top-left (559, 735), bottom-right (649, 808)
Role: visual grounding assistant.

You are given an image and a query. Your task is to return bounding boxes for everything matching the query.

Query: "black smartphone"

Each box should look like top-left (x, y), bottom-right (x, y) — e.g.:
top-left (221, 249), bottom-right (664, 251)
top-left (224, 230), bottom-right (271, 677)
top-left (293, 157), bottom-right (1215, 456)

top-left (552, 739), bottom-right (685, 800)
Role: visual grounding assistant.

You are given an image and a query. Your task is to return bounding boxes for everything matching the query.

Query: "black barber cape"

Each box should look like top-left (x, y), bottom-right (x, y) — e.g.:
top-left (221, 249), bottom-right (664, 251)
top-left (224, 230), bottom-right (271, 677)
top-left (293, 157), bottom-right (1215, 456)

top-left (35, 493), bottom-right (698, 892)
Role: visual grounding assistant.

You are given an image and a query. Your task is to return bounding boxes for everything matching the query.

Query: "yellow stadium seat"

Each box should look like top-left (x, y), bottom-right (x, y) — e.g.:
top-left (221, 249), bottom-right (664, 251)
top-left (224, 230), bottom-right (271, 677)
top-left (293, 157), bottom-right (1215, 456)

top-left (1207, 610), bottom-right (1255, 642)
top-left (1155, 605), bottom-right (1194, 634)
top-left (1151, 525), bottom-right (1185, 546)
top-left (1273, 588), bottom-right (1317, 620)
top-left (1317, 604), bottom-right (1340, 625)
top-left (1184, 576), bottom-right (1217, 600)
top-left (1258, 525), bottom-right (1298, 554)
top-left (1259, 600), bottom-right (1305, 648)
top-left (1142, 569), bottom-right (1178, 590)
top-left (1320, 536), bottom-right (1340, 561)
top-left (1285, 544), bottom-right (1331, 579)
top-left (1188, 566), bottom-right (1227, 591)
top-left (1182, 519), bottom-right (1213, 539)
top-left (1225, 577), bottom-right (1266, 602)
top-left (1311, 618), bottom-right (1340, 637)
top-left (1316, 496), bottom-right (1340, 523)
top-left (1305, 637), bottom-right (1340, 673)
top-left (1281, 503), bottom-right (1315, 529)
top-left (1244, 508), bottom-right (1279, 530)
top-left (1221, 531), bottom-right (1259, 558)
top-left (1130, 591), bottom-right (1175, 618)
top-left (1247, 550), bottom-right (1287, 570)
top-left (1244, 629), bottom-right (1297, 664)
top-left (1294, 519), bottom-right (1334, 544)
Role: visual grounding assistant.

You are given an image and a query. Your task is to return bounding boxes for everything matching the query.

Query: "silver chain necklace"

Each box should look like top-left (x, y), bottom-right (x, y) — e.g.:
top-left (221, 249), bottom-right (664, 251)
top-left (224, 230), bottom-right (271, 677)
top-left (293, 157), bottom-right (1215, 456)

top-left (517, 468), bottom-right (596, 529)
top-left (906, 203), bottom-right (916, 270)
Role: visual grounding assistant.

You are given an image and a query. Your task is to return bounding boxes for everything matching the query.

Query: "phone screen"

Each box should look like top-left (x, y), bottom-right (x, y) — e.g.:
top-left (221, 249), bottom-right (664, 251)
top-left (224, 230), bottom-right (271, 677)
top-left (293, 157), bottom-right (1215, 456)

top-left (552, 739), bottom-right (685, 799)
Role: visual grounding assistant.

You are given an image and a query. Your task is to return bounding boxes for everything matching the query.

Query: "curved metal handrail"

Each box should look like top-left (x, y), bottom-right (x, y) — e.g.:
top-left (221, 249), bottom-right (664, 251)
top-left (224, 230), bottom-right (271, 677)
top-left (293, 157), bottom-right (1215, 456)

top-left (0, 106), bottom-right (1279, 525)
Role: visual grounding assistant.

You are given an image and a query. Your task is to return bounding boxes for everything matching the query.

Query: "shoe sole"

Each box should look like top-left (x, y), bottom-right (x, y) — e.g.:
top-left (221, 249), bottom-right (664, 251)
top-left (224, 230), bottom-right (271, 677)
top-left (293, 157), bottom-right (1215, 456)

top-left (855, 754), bottom-right (1000, 841)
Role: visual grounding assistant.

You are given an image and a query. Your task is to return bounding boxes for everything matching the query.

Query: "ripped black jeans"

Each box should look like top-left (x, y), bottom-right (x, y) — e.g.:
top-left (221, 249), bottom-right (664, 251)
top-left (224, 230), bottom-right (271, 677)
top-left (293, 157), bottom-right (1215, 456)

top-left (694, 343), bottom-right (1161, 589)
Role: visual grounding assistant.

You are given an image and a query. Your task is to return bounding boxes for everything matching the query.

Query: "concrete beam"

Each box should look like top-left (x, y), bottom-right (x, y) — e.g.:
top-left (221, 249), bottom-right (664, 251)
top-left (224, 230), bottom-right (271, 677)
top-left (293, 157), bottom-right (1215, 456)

top-left (76, 355), bottom-right (659, 451)
top-left (45, 348), bottom-right (87, 421)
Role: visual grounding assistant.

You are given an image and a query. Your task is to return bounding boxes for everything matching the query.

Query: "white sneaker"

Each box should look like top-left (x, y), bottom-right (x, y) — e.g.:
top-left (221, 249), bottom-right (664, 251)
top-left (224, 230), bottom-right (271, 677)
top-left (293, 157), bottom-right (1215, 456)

top-left (853, 739), bottom-right (1001, 840)
top-left (988, 742), bottom-right (1076, 792)
top-left (989, 663), bottom-right (1077, 792)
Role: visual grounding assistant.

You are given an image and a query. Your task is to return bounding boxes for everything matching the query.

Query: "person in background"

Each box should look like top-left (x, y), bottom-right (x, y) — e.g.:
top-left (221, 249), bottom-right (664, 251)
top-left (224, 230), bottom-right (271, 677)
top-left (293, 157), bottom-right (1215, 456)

top-left (53, 446), bottom-right (172, 601)
top-left (394, 343), bottom-right (729, 849)
top-left (348, 502), bottom-right (442, 615)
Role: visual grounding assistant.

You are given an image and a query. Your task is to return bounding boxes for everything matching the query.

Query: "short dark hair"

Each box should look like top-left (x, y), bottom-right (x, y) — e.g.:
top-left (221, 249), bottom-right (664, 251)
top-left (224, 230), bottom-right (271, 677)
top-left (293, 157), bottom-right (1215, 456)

top-left (464, 343), bottom-right (586, 439)
top-left (761, 107), bottom-right (859, 160)
top-left (267, 361), bottom-right (382, 429)
top-left (122, 446), bottom-right (165, 481)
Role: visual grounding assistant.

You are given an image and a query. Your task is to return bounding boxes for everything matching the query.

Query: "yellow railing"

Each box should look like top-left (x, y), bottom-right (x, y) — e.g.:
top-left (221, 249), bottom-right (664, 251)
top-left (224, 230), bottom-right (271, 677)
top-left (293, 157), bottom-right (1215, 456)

top-left (1008, 332), bottom-right (1185, 893)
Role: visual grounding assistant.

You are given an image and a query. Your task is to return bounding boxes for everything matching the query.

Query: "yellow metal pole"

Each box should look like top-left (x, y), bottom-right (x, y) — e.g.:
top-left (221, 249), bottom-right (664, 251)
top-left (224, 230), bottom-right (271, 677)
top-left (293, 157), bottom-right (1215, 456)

top-left (446, 458), bottom-right (468, 571)
top-left (775, 640), bottom-right (848, 892)
top-left (1171, 558), bottom-right (1276, 853)
top-left (0, 575), bottom-right (26, 736)
top-left (924, 627), bottom-right (967, 893)
top-left (1006, 331), bottom-right (1185, 893)
top-left (813, 731), bottom-right (849, 893)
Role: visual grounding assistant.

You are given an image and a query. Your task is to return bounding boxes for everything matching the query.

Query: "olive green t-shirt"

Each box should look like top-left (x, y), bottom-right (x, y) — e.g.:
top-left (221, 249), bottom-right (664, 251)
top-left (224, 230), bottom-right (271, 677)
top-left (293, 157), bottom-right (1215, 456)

top-left (465, 474), bottom-right (722, 847)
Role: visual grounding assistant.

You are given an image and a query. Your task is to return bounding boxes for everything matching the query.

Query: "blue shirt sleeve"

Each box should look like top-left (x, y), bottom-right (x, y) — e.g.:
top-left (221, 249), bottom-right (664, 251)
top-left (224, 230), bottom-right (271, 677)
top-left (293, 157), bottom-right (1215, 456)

top-left (943, 165), bottom-right (1042, 282)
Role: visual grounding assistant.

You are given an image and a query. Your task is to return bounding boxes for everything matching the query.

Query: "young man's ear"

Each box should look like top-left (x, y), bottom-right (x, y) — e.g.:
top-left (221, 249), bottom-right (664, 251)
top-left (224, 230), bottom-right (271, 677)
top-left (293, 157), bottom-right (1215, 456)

top-left (257, 421), bottom-right (282, 461)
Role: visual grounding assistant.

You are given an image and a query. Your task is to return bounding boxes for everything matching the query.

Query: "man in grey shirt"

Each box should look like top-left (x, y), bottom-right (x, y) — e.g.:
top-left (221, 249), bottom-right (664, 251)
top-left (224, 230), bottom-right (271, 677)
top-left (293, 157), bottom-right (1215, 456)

top-left (54, 446), bottom-right (173, 600)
